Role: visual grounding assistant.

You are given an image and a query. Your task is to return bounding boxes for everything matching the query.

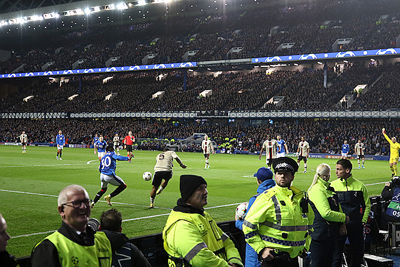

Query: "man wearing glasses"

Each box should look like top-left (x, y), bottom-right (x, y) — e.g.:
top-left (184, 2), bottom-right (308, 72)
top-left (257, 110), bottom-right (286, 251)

top-left (31, 184), bottom-right (112, 267)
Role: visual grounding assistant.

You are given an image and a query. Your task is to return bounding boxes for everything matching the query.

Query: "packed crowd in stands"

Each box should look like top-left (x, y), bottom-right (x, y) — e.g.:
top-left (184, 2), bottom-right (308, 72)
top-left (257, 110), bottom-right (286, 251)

top-left (3, 61), bottom-right (399, 112)
top-left (0, 118), bottom-right (398, 156)
top-left (1, 0), bottom-right (400, 73)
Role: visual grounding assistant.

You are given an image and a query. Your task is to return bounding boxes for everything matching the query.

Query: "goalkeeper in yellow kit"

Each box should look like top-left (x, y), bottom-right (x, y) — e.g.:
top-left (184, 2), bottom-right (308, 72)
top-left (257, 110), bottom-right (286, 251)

top-left (382, 128), bottom-right (400, 176)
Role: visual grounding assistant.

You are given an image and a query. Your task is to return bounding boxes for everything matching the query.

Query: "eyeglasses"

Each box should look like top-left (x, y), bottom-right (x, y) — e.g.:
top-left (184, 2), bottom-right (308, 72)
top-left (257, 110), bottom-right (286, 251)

top-left (62, 199), bottom-right (90, 208)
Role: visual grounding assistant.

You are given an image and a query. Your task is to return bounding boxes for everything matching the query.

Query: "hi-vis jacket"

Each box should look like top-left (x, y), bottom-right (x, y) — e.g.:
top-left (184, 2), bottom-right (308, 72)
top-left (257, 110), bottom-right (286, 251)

top-left (242, 185), bottom-right (314, 258)
top-left (40, 231), bottom-right (112, 267)
top-left (330, 175), bottom-right (371, 224)
top-left (163, 210), bottom-right (243, 267)
top-left (308, 178), bottom-right (346, 240)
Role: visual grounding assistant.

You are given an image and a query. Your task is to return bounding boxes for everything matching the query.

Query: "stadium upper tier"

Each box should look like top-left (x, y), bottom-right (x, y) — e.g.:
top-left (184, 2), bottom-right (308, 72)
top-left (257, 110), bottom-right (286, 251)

top-left (0, 117), bottom-right (396, 157)
top-left (0, 62), bottom-right (399, 112)
top-left (1, 0), bottom-right (400, 74)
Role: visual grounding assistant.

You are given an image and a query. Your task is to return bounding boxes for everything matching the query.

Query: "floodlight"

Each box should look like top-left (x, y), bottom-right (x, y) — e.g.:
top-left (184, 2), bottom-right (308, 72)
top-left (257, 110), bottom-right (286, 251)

top-left (138, 0), bottom-right (147, 6)
top-left (92, 6), bottom-right (101, 12)
top-left (29, 15), bottom-right (44, 21)
top-left (0, 20), bottom-right (8, 27)
top-left (44, 12), bottom-right (60, 19)
top-left (16, 17), bottom-right (27, 24)
top-left (84, 8), bottom-right (91, 15)
top-left (75, 9), bottom-right (85, 15)
top-left (116, 2), bottom-right (128, 10)
top-left (105, 4), bottom-right (116, 10)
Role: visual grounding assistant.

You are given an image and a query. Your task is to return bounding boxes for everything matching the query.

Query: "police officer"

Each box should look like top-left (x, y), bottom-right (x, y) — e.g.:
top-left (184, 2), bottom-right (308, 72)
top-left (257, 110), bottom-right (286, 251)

top-left (331, 159), bottom-right (371, 267)
top-left (163, 175), bottom-right (243, 266)
top-left (308, 163), bottom-right (349, 267)
top-left (243, 157), bottom-right (314, 267)
top-left (31, 185), bottom-right (112, 267)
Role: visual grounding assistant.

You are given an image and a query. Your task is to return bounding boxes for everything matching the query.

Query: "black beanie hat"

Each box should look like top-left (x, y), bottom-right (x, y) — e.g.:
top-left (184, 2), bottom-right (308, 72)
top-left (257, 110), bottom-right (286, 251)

top-left (180, 175), bottom-right (207, 202)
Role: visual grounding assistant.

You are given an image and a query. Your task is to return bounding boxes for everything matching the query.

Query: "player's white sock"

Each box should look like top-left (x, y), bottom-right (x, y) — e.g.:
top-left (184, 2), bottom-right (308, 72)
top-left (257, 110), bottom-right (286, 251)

top-left (150, 197), bottom-right (154, 204)
top-left (304, 163), bottom-right (307, 172)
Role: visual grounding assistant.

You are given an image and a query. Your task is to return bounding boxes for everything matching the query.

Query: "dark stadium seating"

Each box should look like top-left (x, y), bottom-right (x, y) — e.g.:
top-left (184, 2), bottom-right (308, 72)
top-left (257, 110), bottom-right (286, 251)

top-left (1, 0), bottom-right (400, 73)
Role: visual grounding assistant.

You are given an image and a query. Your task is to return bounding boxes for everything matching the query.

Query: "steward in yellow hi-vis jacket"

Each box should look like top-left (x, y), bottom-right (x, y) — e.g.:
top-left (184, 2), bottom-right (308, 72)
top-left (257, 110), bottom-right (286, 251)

top-left (330, 159), bottom-right (371, 267)
top-left (243, 157), bottom-right (314, 267)
top-left (163, 175), bottom-right (243, 267)
top-left (308, 163), bottom-right (348, 267)
top-left (31, 185), bottom-right (112, 267)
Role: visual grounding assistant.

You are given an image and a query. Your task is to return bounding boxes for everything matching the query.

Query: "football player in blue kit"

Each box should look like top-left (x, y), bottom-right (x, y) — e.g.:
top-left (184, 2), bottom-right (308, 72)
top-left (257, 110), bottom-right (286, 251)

top-left (276, 135), bottom-right (289, 158)
top-left (56, 130), bottom-right (65, 160)
top-left (341, 140), bottom-right (350, 159)
top-left (91, 145), bottom-right (132, 208)
top-left (94, 136), bottom-right (107, 161)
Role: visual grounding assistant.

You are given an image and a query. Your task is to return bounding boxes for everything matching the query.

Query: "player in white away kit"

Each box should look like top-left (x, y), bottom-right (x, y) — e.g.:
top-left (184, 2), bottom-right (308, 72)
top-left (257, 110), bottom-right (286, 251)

top-left (113, 134), bottom-right (120, 155)
top-left (149, 148), bottom-right (186, 208)
top-left (201, 135), bottom-right (215, 168)
top-left (355, 139), bottom-right (365, 169)
top-left (259, 135), bottom-right (279, 168)
top-left (19, 131), bottom-right (28, 153)
top-left (297, 137), bottom-right (310, 173)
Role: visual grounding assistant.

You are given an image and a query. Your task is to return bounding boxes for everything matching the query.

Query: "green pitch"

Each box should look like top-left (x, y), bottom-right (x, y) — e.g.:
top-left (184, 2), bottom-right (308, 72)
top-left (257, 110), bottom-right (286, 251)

top-left (0, 145), bottom-right (392, 258)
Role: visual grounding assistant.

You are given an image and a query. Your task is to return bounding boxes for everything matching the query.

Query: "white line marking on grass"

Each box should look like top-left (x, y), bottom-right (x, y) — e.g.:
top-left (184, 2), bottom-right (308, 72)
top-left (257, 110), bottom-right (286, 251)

top-left (12, 202), bottom-right (242, 238)
top-left (0, 164), bottom-right (79, 168)
top-left (122, 202), bottom-right (242, 222)
top-left (0, 189), bottom-right (57, 198)
top-left (13, 230), bottom-right (56, 239)
top-left (86, 160), bottom-right (98, 165)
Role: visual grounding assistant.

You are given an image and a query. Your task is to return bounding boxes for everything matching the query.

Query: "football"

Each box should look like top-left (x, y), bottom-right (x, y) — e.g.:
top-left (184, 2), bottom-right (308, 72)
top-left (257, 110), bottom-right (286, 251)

top-left (235, 202), bottom-right (248, 220)
top-left (143, 171), bottom-right (152, 181)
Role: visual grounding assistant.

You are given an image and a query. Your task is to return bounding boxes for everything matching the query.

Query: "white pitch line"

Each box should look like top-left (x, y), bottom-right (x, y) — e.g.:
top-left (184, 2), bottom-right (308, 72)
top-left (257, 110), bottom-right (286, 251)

top-left (13, 230), bottom-right (56, 239)
top-left (0, 164), bottom-right (79, 168)
top-left (12, 202), bottom-right (242, 238)
top-left (0, 188), bottom-right (168, 210)
top-left (0, 189), bottom-right (57, 198)
top-left (86, 160), bottom-right (98, 165)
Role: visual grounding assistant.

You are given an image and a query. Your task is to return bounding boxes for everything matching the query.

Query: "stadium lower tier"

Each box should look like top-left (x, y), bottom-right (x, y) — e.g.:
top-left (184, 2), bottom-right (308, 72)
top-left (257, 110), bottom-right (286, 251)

top-left (0, 117), bottom-right (397, 156)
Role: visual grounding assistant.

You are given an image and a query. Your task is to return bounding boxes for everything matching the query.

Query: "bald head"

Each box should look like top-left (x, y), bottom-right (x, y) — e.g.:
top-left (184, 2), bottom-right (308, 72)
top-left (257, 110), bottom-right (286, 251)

top-left (58, 185), bottom-right (89, 207)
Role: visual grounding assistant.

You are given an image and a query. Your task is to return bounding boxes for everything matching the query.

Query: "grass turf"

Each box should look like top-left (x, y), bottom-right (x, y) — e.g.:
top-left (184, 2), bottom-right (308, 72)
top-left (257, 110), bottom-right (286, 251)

top-left (0, 145), bottom-right (392, 257)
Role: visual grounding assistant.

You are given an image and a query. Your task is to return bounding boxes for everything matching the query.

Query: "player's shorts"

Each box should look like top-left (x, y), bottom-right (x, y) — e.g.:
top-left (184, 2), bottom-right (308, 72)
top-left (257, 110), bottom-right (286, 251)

top-left (21, 142), bottom-right (26, 146)
top-left (98, 152), bottom-right (105, 159)
top-left (203, 153), bottom-right (210, 158)
top-left (114, 143), bottom-right (120, 149)
top-left (390, 157), bottom-right (399, 164)
top-left (57, 145), bottom-right (64, 150)
top-left (342, 152), bottom-right (349, 158)
top-left (152, 171), bottom-right (172, 188)
top-left (357, 155), bottom-right (365, 159)
top-left (100, 173), bottom-right (125, 188)
top-left (298, 156), bottom-right (307, 162)
top-left (277, 152), bottom-right (286, 158)
top-left (126, 145), bottom-right (133, 152)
